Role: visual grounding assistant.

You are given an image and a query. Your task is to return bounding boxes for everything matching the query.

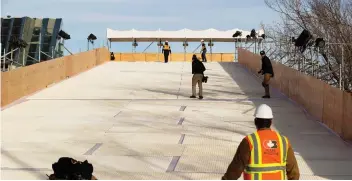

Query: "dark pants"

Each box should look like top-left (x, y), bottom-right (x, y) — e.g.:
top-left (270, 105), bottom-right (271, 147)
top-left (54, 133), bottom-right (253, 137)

top-left (164, 52), bottom-right (169, 63)
top-left (201, 51), bottom-right (207, 62)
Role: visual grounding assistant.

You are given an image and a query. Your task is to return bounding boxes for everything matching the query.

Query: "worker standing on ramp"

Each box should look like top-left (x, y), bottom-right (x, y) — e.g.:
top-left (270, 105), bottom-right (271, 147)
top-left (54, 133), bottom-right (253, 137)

top-left (200, 40), bottom-right (207, 62)
top-left (258, 51), bottom-right (274, 98)
top-left (162, 41), bottom-right (171, 63)
top-left (222, 104), bottom-right (300, 180)
top-left (190, 54), bottom-right (206, 100)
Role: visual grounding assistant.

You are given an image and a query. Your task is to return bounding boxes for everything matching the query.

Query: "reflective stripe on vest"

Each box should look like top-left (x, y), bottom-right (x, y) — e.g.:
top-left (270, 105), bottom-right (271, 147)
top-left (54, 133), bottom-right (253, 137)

top-left (245, 165), bottom-right (286, 172)
top-left (277, 132), bottom-right (288, 180)
top-left (244, 131), bottom-right (288, 180)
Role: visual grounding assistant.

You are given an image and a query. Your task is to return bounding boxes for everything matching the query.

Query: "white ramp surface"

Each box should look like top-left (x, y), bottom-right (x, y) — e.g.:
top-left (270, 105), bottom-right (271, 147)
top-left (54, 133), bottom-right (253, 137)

top-left (1, 62), bottom-right (352, 180)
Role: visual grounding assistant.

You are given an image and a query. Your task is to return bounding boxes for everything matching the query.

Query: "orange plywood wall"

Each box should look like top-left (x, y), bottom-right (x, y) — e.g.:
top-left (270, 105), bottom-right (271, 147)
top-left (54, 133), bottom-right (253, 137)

top-left (1, 48), bottom-right (110, 107)
top-left (238, 48), bottom-right (352, 141)
top-left (113, 53), bottom-right (234, 62)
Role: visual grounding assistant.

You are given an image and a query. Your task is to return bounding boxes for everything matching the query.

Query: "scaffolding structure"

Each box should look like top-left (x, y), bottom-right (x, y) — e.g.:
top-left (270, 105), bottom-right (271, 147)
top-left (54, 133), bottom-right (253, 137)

top-left (0, 33), bottom-right (73, 72)
top-left (260, 36), bottom-right (351, 90)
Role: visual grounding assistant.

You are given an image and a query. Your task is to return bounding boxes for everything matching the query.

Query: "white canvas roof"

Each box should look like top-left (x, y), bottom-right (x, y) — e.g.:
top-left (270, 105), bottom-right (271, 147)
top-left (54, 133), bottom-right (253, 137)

top-left (107, 28), bottom-right (265, 42)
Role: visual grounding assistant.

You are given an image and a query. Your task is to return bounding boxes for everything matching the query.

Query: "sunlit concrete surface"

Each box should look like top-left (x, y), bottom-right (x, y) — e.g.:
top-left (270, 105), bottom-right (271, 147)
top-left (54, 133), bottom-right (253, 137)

top-left (1, 62), bottom-right (352, 180)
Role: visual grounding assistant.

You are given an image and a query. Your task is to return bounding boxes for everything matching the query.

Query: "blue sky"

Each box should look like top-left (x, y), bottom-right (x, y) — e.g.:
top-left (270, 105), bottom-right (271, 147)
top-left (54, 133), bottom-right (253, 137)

top-left (1, 0), bottom-right (280, 54)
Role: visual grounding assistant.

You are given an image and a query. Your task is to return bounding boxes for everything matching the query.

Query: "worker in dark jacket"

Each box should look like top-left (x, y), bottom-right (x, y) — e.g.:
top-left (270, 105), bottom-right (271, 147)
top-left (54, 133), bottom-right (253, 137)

top-left (222, 104), bottom-right (300, 180)
top-left (258, 51), bottom-right (274, 98)
top-left (190, 54), bottom-right (206, 99)
top-left (162, 41), bottom-right (171, 63)
top-left (200, 40), bottom-right (207, 62)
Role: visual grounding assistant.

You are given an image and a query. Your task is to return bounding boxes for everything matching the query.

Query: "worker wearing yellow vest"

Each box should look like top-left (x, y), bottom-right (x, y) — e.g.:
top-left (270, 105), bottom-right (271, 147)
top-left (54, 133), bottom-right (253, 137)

top-left (222, 104), bottom-right (300, 180)
top-left (162, 41), bottom-right (171, 63)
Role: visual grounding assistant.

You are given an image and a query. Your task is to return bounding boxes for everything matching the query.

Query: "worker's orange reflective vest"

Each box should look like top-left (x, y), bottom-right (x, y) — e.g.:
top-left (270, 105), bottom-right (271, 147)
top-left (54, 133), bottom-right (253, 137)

top-left (163, 45), bottom-right (170, 50)
top-left (243, 130), bottom-right (289, 180)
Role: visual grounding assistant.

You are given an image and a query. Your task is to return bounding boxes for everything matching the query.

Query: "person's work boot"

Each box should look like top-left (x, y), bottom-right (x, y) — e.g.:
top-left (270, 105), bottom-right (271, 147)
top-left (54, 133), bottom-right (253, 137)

top-left (199, 96), bottom-right (203, 100)
top-left (262, 95), bottom-right (270, 99)
top-left (190, 95), bottom-right (196, 98)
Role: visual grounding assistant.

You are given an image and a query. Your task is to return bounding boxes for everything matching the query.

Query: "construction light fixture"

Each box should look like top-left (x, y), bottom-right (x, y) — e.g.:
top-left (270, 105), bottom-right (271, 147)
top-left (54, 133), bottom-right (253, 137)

top-left (208, 41), bottom-right (214, 47)
top-left (295, 29), bottom-right (312, 47)
top-left (58, 30), bottom-right (71, 40)
top-left (232, 31), bottom-right (242, 38)
top-left (250, 29), bottom-right (256, 38)
top-left (87, 33), bottom-right (97, 50)
top-left (291, 37), bottom-right (296, 43)
top-left (87, 33), bottom-right (97, 43)
top-left (132, 39), bottom-right (138, 46)
top-left (294, 29), bottom-right (313, 53)
top-left (157, 39), bottom-right (163, 46)
top-left (315, 38), bottom-right (325, 48)
top-left (183, 41), bottom-right (188, 47)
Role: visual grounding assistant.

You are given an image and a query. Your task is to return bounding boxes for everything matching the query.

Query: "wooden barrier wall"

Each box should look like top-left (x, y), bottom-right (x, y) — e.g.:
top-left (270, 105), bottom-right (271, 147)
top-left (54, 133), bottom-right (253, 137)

top-left (238, 48), bottom-right (352, 141)
top-left (113, 53), bottom-right (234, 62)
top-left (1, 48), bottom-right (110, 107)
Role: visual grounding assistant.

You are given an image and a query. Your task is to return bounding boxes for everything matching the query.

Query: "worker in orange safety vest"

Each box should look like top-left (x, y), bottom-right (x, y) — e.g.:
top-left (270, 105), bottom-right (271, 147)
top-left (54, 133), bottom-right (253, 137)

top-left (162, 41), bottom-right (171, 63)
top-left (222, 104), bottom-right (300, 180)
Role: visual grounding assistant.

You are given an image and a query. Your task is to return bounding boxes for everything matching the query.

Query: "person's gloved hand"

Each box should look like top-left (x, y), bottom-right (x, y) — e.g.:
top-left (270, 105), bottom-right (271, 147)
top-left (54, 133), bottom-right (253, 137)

top-left (258, 70), bottom-right (262, 74)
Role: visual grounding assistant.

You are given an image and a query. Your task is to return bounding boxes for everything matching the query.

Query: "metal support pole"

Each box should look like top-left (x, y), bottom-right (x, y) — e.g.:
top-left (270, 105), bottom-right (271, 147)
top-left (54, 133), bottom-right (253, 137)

top-left (339, 63), bottom-right (342, 90)
top-left (184, 46), bottom-right (186, 62)
top-left (3, 48), bottom-right (6, 71)
top-left (39, 32), bottom-right (41, 62)
top-left (27, 54), bottom-right (40, 63)
top-left (184, 40), bottom-right (186, 62)
top-left (41, 51), bottom-right (53, 59)
top-left (87, 40), bottom-right (90, 51)
top-left (340, 45), bottom-right (344, 90)
top-left (317, 47), bottom-right (320, 77)
top-left (23, 48), bottom-right (25, 65)
top-left (210, 39), bottom-right (213, 62)
top-left (234, 41), bottom-right (237, 62)
top-left (312, 47), bottom-right (317, 75)
top-left (61, 43), bottom-right (73, 55)
top-left (192, 44), bottom-right (202, 53)
top-left (157, 40), bottom-right (160, 62)
top-left (10, 49), bottom-right (13, 61)
top-left (52, 46), bottom-right (54, 58)
top-left (143, 41), bottom-right (154, 53)
top-left (10, 49), bottom-right (13, 69)
top-left (254, 40), bottom-right (257, 54)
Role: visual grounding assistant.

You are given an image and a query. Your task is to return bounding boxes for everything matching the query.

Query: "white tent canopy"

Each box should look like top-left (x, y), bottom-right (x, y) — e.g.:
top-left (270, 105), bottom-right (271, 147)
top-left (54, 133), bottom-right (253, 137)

top-left (107, 28), bottom-right (265, 42)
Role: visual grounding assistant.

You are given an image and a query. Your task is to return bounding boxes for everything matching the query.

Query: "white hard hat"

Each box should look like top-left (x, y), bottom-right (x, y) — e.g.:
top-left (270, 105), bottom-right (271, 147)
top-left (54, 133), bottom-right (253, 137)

top-left (165, 40), bottom-right (168, 42)
top-left (201, 39), bottom-right (204, 42)
top-left (254, 104), bottom-right (273, 119)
